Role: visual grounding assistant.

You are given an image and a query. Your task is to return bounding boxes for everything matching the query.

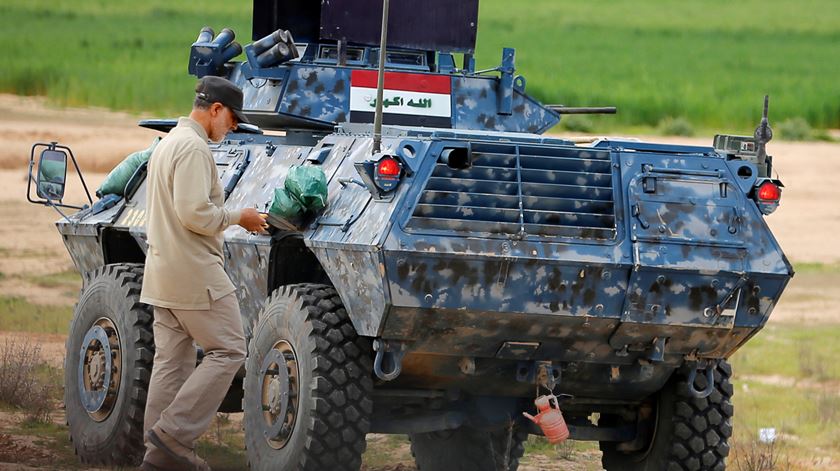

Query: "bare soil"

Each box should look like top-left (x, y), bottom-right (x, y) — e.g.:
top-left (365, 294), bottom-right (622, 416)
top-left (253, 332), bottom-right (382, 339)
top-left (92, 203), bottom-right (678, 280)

top-left (0, 94), bottom-right (838, 469)
top-left (0, 94), bottom-right (157, 172)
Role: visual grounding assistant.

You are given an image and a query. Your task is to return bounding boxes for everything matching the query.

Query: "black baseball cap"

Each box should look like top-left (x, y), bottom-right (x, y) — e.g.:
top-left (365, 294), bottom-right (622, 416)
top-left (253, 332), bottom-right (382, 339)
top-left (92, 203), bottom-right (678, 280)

top-left (195, 76), bottom-right (249, 124)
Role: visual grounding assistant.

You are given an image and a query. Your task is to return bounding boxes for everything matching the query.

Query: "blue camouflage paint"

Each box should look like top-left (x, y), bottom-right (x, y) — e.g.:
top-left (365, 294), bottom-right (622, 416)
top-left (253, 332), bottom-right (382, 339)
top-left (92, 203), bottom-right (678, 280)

top-left (44, 27), bottom-right (792, 423)
top-left (52, 122), bottom-right (791, 399)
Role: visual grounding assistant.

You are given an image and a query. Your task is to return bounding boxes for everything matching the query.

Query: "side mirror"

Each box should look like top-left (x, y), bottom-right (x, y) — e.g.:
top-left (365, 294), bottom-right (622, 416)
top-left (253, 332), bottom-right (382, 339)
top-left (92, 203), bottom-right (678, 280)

top-left (27, 142), bottom-right (92, 212)
top-left (36, 149), bottom-right (68, 201)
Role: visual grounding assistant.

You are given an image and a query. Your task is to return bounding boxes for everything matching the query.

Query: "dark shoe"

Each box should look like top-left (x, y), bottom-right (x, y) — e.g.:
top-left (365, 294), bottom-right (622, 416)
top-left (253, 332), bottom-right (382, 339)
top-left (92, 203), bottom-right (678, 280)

top-left (141, 443), bottom-right (189, 471)
top-left (147, 429), bottom-right (211, 471)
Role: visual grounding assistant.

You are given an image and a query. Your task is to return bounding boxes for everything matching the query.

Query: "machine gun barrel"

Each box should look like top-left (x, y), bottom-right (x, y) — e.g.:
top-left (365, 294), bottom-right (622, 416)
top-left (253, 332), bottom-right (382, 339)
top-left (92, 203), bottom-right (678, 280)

top-left (547, 106), bottom-right (617, 115)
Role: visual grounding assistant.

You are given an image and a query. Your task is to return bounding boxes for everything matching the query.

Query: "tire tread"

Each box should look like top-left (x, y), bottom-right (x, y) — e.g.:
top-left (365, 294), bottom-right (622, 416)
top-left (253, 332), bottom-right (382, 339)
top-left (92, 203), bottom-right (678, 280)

top-left (245, 283), bottom-right (372, 471)
top-left (66, 263), bottom-right (152, 467)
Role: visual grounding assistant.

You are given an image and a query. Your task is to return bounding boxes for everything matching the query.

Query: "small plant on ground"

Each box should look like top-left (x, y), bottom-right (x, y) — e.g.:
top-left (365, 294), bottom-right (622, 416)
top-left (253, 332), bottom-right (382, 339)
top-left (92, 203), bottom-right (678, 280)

top-left (212, 412), bottom-right (232, 446)
top-left (797, 342), bottom-right (830, 380)
top-left (814, 390), bottom-right (839, 427)
top-left (657, 116), bottom-right (694, 136)
top-left (776, 117), bottom-right (812, 141)
top-left (733, 435), bottom-right (791, 471)
top-left (556, 439), bottom-right (576, 461)
top-left (0, 337), bottom-right (57, 423)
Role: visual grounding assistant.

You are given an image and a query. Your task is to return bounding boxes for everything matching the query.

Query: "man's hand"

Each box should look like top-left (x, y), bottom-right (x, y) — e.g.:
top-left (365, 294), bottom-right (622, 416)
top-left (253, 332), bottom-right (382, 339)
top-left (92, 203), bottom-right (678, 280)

top-left (239, 208), bottom-right (268, 233)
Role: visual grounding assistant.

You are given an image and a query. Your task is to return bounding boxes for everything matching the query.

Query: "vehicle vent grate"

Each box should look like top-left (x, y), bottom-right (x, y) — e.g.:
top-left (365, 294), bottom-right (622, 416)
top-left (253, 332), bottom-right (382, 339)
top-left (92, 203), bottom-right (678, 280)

top-left (407, 142), bottom-right (616, 239)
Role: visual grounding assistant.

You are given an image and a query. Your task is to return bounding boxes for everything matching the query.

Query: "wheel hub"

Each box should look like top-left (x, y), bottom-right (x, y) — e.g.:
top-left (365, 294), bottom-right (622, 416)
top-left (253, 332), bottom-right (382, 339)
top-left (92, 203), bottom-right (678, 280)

top-left (88, 350), bottom-right (106, 389)
top-left (267, 377), bottom-right (286, 415)
top-left (77, 318), bottom-right (121, 421)
top-left (260, 340), bottom-right (299, 449)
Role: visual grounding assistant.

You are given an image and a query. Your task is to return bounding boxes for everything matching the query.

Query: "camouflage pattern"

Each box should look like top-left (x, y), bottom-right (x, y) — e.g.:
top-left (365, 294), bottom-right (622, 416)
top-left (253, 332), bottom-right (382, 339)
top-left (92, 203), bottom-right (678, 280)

top-left (225, 56), bottom-right (560, 133)
top-left (45, 22), bottom-right (791, 437)
top-left (53, 122), bottom-right (790, 400)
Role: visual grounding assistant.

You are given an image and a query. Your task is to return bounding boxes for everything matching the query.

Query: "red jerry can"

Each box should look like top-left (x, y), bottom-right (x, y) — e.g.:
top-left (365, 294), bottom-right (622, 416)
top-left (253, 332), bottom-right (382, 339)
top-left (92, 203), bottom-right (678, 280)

top-left (522, 394), bottom-right (570, 444)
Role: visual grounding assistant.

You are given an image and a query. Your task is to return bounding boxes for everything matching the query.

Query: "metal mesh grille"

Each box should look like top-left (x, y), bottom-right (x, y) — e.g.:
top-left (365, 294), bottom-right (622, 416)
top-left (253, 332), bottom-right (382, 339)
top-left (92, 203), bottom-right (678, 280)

top-left (407, 142), bottom-right (616, 239)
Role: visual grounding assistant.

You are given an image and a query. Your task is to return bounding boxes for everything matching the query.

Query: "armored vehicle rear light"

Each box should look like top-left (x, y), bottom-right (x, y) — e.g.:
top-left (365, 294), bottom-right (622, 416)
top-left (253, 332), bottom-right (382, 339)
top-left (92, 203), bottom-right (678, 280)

top-left (753, 180), bottom-right (782, 215)
top-left (353, 154), bottom-right (405, 199)
top-left (757, 181), bottom-right (781, 201)
top-left (362, 155), bottom-right (402, 195)
top-left (377, 157), bottom-right (401, 177)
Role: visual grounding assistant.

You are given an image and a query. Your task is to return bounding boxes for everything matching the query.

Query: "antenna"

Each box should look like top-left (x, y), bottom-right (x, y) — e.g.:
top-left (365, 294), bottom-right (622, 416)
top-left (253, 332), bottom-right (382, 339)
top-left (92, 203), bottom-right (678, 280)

top-left (754, 95), bottom-right (773, 167)
top-left (372, 0), bottom-right (390, 154)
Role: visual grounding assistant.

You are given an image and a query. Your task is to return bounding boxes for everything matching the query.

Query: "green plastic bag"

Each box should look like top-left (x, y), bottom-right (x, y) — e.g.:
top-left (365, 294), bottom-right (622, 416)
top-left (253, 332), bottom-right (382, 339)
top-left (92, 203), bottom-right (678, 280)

top-left (269, 187), bottom-right (305, 220)
top-left (285, 165), bottom-right (328, 211)
top-left (268, 165), bottom-right (328, 220)
top-left (97, 137), bottom-right (161, 197)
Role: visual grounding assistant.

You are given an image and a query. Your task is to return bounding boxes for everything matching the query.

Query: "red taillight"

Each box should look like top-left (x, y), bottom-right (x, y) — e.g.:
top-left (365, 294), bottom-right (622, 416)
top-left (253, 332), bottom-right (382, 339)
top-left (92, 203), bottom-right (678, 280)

top-left (757, 182), bottom-right (781, 201)
top-left (377, 158), bottom-right (401, 176)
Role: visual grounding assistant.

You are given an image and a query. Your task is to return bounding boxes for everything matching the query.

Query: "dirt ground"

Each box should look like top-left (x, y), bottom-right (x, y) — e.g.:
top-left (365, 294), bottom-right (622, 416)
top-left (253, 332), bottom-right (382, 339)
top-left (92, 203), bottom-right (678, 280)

top-left (1, 94), bottom-right (838, 469)
top-left (0, 94), bottom-right (157, 173)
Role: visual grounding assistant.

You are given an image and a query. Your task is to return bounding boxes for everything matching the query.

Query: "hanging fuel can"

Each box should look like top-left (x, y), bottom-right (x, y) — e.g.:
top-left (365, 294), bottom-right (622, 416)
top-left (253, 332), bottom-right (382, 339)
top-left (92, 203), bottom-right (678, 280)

top-left (522, 394), bottom-right (570, 444)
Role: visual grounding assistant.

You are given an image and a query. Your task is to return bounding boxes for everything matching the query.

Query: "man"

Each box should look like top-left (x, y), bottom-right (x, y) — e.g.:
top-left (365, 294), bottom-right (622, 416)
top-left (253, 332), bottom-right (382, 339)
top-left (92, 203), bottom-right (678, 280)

top-left (140, 76), bottom-right (267, 471)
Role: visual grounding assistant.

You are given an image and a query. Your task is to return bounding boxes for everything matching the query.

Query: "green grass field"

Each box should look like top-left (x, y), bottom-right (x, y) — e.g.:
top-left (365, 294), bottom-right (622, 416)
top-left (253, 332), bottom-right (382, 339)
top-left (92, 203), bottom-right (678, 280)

top-left (1, 0), bottom-right (838, 133)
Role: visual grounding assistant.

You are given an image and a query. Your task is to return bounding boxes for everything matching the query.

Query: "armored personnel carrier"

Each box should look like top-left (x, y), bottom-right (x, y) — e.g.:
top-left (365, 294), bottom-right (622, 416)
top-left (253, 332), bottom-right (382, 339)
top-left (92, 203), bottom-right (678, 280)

top-left (26, 1), bottom-right (791, 469)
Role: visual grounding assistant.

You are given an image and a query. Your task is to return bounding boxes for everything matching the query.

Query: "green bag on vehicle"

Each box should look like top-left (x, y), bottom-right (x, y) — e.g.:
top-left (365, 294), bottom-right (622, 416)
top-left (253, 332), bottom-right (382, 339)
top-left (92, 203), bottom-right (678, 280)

top-left (268, 165), bottom-right (328, 220)
top-left (269, 187), bottom-right (305, 220)
top-left (96, 137), bottom-right (161, 197)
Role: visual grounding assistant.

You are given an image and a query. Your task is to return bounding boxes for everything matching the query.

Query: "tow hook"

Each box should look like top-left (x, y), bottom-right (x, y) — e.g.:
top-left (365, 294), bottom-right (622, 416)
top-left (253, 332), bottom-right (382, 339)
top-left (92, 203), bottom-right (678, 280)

top-left (686, 359), bottom-right (717, 399)
top-left (373, 339), bottom-right (406, 381)
top-left (516, 361), bottom-right (561, 391)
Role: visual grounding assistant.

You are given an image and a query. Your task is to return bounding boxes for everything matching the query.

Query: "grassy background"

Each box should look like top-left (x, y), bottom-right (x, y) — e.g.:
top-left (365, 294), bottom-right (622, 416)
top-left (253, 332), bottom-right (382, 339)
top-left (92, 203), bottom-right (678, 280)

top-left (0, 0), bottom-right (838, 133)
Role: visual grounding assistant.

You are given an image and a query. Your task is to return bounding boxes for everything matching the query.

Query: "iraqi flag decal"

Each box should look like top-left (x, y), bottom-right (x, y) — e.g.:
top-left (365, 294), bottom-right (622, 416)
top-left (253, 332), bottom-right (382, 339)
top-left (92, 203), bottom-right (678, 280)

top-left (350, 70), bottom-right (452, 128)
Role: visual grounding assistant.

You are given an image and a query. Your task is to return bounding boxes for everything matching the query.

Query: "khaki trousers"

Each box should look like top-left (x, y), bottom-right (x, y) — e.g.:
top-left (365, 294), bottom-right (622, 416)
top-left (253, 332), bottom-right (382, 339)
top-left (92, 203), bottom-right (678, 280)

top-left (143, 293), bottom-right (246, 454)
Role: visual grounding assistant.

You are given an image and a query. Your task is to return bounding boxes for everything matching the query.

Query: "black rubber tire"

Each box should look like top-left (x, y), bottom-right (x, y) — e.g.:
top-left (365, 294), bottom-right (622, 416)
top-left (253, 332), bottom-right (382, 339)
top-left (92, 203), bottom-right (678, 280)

top-left (410, 426), bottom-right (528, 471)
top-left (600, 361), bottom-right (734, 471)
top-left (64, 263), bottom-right (153, 466)
top-left (243, 284), bottom-right (374, 471)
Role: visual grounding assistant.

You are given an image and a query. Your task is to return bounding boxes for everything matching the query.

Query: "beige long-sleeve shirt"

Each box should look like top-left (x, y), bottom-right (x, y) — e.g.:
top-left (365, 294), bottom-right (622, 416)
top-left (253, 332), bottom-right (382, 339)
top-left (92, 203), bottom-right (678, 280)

top-left (140, 117), bottom-right (242, 310)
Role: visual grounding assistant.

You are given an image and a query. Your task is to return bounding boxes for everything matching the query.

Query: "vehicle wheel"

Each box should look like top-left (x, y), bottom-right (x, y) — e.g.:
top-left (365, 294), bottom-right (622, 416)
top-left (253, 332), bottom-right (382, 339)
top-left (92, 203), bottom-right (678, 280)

top-left (243, 284), bottom-right (373, 470)
top-left (64, 263), bottom-right (153, 466)
top-left (600, 360), bottom-right (734, 471)
top-left (410, 425), bottom-right (528, 471)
